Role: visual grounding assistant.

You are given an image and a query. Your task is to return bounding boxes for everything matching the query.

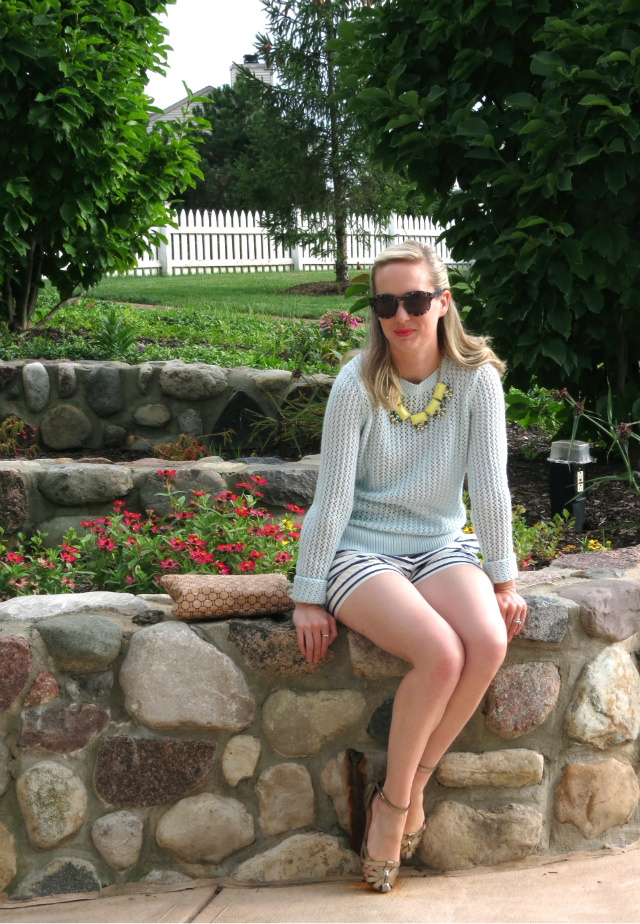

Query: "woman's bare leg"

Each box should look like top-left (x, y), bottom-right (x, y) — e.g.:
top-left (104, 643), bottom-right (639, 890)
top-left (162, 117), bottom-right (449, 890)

top-left (403, 564), bottom-right (508, 835)
top-left (334, 571), bottom-right (465, 862)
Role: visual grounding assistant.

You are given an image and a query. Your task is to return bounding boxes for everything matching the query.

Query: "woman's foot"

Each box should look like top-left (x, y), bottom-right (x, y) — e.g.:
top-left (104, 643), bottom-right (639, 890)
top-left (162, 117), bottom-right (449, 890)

top-left (366, 791), bottom-right (407, 862)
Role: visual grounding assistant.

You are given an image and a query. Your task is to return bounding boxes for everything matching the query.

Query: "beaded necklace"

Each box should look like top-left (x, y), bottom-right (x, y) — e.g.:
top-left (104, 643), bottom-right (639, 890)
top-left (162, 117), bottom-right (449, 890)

top-left (390, 360), bottom-right (453, 431)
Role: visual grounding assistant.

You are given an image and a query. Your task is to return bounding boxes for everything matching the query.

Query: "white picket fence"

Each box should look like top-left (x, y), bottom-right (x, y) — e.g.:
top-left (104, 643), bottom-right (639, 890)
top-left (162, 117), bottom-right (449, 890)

top-left (129, 210), bottom-right (454, 276)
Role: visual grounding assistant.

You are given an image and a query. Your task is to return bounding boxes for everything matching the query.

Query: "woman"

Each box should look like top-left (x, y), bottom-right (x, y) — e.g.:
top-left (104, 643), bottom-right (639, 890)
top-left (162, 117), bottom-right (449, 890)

top-left (291, 241), bottom-right (527, 892)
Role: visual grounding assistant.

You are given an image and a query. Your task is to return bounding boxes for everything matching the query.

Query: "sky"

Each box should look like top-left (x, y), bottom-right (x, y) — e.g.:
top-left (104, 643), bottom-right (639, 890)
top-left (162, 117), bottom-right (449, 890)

top-left (145, 0), bottom-right (269, 110)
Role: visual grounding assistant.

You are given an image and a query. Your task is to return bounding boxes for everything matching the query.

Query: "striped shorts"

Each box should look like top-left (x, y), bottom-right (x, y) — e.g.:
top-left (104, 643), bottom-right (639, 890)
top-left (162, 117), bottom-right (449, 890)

top-left (325, 534), bottom-right (482, 618)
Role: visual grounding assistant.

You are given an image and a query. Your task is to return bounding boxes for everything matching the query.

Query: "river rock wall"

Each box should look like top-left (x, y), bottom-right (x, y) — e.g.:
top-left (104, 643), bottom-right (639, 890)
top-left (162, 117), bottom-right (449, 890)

top-left (1, 560), bottom-right (640, 901)
top-left (0, 457), bottom-right (320, 547)
top-left (0, 359), bottom-right (332, 454)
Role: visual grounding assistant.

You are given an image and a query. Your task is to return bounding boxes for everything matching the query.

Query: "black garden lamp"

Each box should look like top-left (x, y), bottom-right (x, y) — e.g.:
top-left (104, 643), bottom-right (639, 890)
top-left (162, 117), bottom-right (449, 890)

top-left (548, 440), bottom-right (594, 532)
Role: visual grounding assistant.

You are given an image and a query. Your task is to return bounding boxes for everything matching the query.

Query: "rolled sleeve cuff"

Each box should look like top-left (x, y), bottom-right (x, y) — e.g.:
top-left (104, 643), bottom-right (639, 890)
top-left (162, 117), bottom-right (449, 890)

top-left (482, 553), bottom-right (519, 585)
top-left (291, 575), bottom-right (328, 606)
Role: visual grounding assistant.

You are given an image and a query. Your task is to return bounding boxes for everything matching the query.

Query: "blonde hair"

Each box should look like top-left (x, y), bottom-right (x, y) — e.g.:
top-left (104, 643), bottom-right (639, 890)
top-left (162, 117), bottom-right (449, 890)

top-left (361, 240), bottom-right (505, 408)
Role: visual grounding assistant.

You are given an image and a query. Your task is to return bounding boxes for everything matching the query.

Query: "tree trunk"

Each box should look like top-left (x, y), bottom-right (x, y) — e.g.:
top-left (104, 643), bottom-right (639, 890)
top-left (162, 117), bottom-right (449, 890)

top-left (326, 52), bottom-right (349, 287)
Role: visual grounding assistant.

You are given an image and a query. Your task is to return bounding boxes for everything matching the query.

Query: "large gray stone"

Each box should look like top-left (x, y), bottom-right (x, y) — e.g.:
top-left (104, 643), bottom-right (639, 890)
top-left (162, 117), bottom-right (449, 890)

top-left (418, 802), bottom-right (542, 871)
top-left (23, 361), bottom-right (50, 411)
top-left (91, 811), bottom-right (144, 870)
top-left (0, 468), bottom-right (29, 534)
top-left (40, 463), bottom-right (133, 506)
top-left (159, 360), bottom-right (227, 400)
top-left (262, 690), bottom-right (366, 757)
top-left (156, 793), bottom-right (255, 864)
top-left (134, 403), bottom-right (172, 428)
top-left (37, 614), bottom-right (122, 673)
top-left (436, 750), bottom-right (544, 788)
top-left (86, 366), bottom-right (123, 416)
top-left (565, 647), bottom-right (640, 748)
top-left (119, 622), bottom-right (255, 731)
top-left (255, 763), bottom-right (314, 836)
top-left (139, 466), bottom-right (226, 517)
top-left (558, 580), bottom-right (640, 641)
top-left (554, 759), bottom-right (640, 838)
top-left (233, 833), bottom-right (360, 883)
top-left (40, 405), bottom-right (92, 449)
top-left (0, 821), bottom-right (16, 891)
top-left (17, 761), bottom-right (87, 847)
top-left (9, 858), bottom-right (100, 901)
top-left (137, 363), bottom-right (155, 394)
top-left (57, 363), bottom-right (77, 398)
top-left (240, 464), bottom-right (318, 508)
top-left (519, 595), bottom-right (569, 642)
top-left (65, 671), bottom-right (113, 708)
top-left (347, 630), bottom-right (409, 679)
top-left (177, 408), bottom-right (203, 437)
top-left (0, 591), bottom-right (150, 623)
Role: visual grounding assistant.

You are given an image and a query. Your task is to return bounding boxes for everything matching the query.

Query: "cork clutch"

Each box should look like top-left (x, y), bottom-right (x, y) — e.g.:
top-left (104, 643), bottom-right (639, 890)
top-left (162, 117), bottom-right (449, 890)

top-left (159, 573), bottom-right (294, 620)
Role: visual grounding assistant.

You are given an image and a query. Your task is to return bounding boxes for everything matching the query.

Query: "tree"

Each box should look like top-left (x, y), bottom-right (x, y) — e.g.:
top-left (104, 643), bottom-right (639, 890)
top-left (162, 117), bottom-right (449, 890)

top-left (239, 0), bottom-right (427, 286)
top-left (0, 0), bottom-right (204, 333)
top-left (332, 0), bottom-right (640, 414)
top-left (178, 74), bottom-right (329, 216)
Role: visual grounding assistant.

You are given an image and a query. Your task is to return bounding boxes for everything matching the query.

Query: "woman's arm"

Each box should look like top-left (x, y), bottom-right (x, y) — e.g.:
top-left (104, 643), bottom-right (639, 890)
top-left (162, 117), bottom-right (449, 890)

top-left (291, 364), bottom-right (367, 605)
top-left (467, 366), bottom-right (526, 639)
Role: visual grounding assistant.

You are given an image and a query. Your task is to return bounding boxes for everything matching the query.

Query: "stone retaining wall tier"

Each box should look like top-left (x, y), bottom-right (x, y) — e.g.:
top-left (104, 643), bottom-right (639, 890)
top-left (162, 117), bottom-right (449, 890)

top-left (1, 561), bottom-right (640, 899)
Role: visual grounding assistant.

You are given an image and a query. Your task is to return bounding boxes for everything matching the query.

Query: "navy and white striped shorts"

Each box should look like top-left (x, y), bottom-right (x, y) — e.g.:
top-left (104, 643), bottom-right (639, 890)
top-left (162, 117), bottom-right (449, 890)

top-left (325, 534), bottom-right (482, 618)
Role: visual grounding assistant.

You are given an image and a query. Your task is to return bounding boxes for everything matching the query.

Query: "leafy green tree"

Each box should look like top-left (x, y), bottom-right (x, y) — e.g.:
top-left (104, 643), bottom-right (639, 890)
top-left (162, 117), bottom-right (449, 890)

top-left (245, 0), bottom-right (427, 286)
top-left (0, 0), bottom-right (204, 333)
top-left (332, 0), bottom-right (640, 414)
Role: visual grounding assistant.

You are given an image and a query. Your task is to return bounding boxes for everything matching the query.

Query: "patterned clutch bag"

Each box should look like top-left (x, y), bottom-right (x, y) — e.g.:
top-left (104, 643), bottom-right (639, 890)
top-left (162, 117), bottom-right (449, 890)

top-left (159, 573), bottom-right (294, 620)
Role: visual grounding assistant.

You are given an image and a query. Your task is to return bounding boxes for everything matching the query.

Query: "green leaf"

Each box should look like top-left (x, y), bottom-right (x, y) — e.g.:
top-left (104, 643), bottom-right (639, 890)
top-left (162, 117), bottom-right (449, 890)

top-left (515, 216), bottom-right (549, 229)
top-left (505, 93), bottom-right (536, 109)
top-left (605, 161), bottom-right (626, 194)
top-left (540, 338), bottom-right (567, 365)
top-left (518, 119), bottom-right (552, 135)
top-left (358, 87), bottom-right (390, 101)
top-left (578, 94), bottom-right (614, 108)
top-left (398, 90), bottom-right (419, 109)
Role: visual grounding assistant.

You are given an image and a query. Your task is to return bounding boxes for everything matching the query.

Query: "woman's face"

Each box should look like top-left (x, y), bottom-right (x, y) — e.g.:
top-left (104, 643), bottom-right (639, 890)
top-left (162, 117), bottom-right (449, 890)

top-left (373, 260), bottom-right (449, 369)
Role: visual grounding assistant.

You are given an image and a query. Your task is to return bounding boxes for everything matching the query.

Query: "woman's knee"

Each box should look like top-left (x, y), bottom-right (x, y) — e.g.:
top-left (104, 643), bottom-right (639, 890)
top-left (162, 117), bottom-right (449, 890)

top-left (411, 630), bottom-right (465, 690)
top-left (471, 627), bottom-right (508, 676)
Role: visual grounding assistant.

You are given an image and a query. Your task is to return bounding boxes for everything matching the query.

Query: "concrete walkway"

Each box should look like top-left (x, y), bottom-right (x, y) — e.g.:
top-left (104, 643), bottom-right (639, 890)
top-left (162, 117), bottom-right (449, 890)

top-left (1, 844), bottom-right (639, 924)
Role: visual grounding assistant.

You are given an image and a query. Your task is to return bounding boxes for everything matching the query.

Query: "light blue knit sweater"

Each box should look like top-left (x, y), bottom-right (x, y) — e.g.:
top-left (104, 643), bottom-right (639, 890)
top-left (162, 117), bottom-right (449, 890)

top-left (291, 354), bottom-right (518, 605)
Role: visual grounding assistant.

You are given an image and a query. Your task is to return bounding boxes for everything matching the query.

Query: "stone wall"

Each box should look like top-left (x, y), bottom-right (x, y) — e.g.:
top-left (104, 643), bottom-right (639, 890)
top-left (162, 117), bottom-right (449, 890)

top-left (0, 456), bottom-right (320, 547)
top-left (0, 359), bottom-right (332, 454)
top-left (1, 559), bottom-right (640, 901)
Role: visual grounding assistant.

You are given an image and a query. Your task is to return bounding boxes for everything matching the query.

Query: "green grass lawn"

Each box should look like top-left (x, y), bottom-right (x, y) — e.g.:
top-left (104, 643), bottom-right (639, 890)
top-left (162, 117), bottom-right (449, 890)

top-left (4, 271), bottom-right (364, 373)
top-left (87, 269), bottom-right (342, 319)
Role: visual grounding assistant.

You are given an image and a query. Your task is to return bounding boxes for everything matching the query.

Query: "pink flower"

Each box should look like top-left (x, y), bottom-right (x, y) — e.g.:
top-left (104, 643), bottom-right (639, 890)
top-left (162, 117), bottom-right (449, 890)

top-left (97, 538), bottom-right (116, 552)
top-left (6, 552), bottom-right (24, 564)
top-left (285, 504), bottom-right (305, 514)
top-left (274, 551), bottom-right (293, 564)
top-left (158, 468), bottom-right (176, 478)
top-left (237, 560), bottom-right (255, 572)
top-left (159, 558), bottom-right (180, 570)
top-left (234, 506), bottom-right (250, 518)
top-left (250, 475), bottom-right (267, 485)
top-left (124, 575), bottom-right (134, 585)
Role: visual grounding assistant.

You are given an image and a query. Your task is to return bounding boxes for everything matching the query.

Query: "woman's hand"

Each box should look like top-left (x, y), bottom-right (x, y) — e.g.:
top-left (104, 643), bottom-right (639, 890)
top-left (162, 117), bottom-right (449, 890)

top-left (292, 602), bottom-right (338, 663)
top-left (493, 581), bottom-right (527, 642)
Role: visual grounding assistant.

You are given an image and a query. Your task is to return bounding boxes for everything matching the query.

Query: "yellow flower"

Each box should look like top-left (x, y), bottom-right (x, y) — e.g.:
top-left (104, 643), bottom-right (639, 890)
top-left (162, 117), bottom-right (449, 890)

top-left (280, 518), bottom-right (294, 530)
top-left (561, 544), bottom-right (577, 552)
top-left (462, 525), bottom-right (474, 534)
top-left (588, 539), bottom-right (603, 551)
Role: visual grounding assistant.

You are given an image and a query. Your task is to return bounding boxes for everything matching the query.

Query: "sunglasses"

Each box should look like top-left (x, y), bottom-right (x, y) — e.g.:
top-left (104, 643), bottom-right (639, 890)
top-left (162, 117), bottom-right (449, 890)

top-left (368, 290), bottom-right (444, 319)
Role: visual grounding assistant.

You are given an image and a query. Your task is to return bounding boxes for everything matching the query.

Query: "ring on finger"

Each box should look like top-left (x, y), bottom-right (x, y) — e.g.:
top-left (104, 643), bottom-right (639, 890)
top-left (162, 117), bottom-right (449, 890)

top-left (321, 633), bottom-right (330, 638)
top-left (513, 618), bottom-right (522, 625)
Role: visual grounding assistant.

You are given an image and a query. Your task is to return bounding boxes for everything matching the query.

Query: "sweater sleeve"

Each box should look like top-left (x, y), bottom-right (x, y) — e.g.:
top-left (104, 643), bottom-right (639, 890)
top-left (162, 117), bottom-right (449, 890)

top-left (291, 363), bottom-right (367, 605)
top-left (466, 365), bottom-right (518, 584)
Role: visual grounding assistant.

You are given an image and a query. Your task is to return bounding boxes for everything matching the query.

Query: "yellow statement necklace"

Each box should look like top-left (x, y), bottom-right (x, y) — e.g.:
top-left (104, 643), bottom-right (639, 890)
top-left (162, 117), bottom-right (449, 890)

top-left (390, 360), bottom-right (453, 431)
